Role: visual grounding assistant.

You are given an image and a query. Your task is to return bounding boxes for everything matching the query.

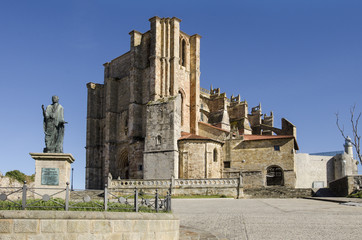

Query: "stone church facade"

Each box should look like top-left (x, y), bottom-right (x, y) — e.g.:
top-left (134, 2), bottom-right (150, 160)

top-left (85, 17), bottom-right (354, 190)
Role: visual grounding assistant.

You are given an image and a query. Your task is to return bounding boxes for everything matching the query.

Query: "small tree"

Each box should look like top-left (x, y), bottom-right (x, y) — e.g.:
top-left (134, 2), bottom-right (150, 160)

top-left (336, 104), bottom-right (361, 164)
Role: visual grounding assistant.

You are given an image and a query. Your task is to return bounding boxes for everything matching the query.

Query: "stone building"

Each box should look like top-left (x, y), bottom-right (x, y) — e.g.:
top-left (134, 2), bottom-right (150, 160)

top-left (85, 17), bottom-right (350, 190)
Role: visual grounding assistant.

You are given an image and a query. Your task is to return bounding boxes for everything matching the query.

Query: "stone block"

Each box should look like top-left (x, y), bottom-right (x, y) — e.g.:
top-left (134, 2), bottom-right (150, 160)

top-left (67, 220), bottom-right (90, 233)
top-left (133, 220), bottom-right (149, 232)
top-left (140, 232), bottom-right (156, 240)
top-left (27, 234), bottom-right (56, 240)
top-left (109, 233), bottom-right (123, 240)
top-left (0, 220), bottom-right (12, 233)
top-left (155, 231), bottom-right (178, 240)
top-left (113, 220), bottom-right (133, 232)
top-left (41, 219), bottom-right (67, 233)
top-left (91, 220), bottom-right (112, 233)
top-left (122, 232), bottom-right (141, 240)
top-left (0, 234), bottom-right (26, 240)
top-left (76, 233), bottom-right (99, 240)
top-left (151, 220), bottom-right (179, 232)
top-left (14, 219), bottom-right (38, 233)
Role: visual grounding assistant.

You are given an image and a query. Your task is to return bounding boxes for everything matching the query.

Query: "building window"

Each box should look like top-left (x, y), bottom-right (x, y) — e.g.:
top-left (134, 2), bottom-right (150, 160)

top-left (200, 104), bottom-right (204, 121)
top-left (181, 39), bottom-right (186, 66)
top-left (138, 165), bottom-right (143, 171)
top-left (179, 92), bottom-right (184, 126)
top-left (224, 161), bottom-right (231, 168)
top-left (213, 148), bottom-right (218, 162)
top-left (156, 135), bottom-right (162, 145)
top-left (274, 145), bottom-right (280, 151)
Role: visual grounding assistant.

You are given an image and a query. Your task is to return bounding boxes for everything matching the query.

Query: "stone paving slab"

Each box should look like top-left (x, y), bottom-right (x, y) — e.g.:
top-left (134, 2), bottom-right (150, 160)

top-left (174, 198), bottom-right (362, 240)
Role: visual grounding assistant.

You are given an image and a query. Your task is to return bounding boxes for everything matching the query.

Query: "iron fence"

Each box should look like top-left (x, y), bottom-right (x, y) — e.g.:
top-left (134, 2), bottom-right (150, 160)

top-left (0, 182), bottom-right (171, 212)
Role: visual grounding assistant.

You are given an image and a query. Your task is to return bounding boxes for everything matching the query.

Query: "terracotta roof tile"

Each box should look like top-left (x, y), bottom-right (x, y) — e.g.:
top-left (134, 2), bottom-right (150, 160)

top-left (242, 134), bottom-right (299, 150)
top-left (179, 132), bottom-right (212, 140)
top-left (179, 132), bottom-right (224, 144)
top-left (243, 135), bottom-right (294, 141)
top-left (199, 122), bottom-right (230, 133)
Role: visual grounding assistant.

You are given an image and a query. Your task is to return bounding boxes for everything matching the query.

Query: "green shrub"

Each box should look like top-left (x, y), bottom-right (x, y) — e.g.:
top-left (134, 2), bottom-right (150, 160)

top-left (5, 170), bottom-right (34, 183)
top-left (348, 191), bottom-right (362, 198)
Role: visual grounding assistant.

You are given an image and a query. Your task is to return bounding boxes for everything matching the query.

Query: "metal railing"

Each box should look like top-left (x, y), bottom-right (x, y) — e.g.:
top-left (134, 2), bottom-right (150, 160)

top-left (0, 182), bottom-right (171, 212)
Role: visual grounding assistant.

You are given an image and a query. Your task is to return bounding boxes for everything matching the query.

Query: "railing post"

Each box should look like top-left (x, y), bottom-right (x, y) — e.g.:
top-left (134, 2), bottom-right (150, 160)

top-left (65, 182), bottom-right (70, 211)
top-left (104, 184), bottom-right (108, 211)
top-left (134, 188), bottom-right (138, 212)
top-left (22, 181), bottom-right (27, 210)
top-left (155, 189), bottom-right (159, 213)
top-left (167, 192), bottom-right (172, 211)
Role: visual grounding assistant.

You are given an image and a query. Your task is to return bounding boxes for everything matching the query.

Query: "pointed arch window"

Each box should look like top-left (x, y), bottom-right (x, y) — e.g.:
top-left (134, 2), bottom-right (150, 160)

top-left (180, 39), bottom-right (186, 67)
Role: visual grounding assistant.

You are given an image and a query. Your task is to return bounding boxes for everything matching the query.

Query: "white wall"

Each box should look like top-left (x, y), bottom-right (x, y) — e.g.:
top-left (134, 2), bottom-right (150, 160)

top-left (295, 153), bottom-right (334, 188)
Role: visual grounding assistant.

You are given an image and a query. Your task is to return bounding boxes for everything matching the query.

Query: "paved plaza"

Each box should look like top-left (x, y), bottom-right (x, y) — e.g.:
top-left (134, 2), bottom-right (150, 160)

top-left (173, 198), bottom-right (362, 240)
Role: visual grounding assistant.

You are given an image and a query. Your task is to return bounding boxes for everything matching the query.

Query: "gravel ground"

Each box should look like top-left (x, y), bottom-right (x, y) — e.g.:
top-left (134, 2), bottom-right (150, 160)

top-left (173, 198), bottom-right (362, 240)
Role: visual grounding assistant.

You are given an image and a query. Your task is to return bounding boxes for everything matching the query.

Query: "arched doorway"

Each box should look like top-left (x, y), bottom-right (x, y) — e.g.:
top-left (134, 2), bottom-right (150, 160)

top-left (266, 165), bottom-right (284, 186)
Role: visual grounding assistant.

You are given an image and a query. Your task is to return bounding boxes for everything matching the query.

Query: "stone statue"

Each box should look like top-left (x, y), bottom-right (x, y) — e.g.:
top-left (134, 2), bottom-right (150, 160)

top-left (42, 96), bottom-right (66, 153)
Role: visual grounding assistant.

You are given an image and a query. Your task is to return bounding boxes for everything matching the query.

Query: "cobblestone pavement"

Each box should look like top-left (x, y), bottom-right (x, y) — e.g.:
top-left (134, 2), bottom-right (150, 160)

top-left (173, 198), bottom-right (362, 240)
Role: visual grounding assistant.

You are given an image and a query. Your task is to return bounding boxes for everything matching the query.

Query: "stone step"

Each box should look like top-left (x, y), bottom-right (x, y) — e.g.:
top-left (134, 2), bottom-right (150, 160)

top-left (312, 188), bottom-right (337, 197)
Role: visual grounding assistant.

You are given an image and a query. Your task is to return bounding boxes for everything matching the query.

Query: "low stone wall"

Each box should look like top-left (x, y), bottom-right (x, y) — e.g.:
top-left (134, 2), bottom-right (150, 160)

top-left (329, 175), bottom-right (362, 196)
top-left (110, 178), bottom-right (243, 198)
top-left (243, 187), bottom-right (312, 198)
top-left (0, 177), bottom-right (35, 200)
top-left (0, 210), bottom-right (179, 240)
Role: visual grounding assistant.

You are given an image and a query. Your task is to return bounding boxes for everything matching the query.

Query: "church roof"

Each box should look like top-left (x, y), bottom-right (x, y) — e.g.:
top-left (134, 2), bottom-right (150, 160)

top-left (179, 132), bottom-right (224, 144)
top-left (199, 121), bottom-right (230, 133)
top-left (242, 134), bottom-right (299, 150)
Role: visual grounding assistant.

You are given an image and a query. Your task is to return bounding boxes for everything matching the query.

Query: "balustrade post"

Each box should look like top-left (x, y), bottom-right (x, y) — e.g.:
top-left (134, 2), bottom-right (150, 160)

top-left (170, 175), bottom-right (175, 195)
top-left (21, 181), bottom-right (27, 210)
top-left (104, 184), bottom-right (108, 211)
top-left (134, 188), bottom-right (138, 212)
top-left (237, 172), bottom-right (244, 199)
top-left (65, 182), bottom-right (70, 211)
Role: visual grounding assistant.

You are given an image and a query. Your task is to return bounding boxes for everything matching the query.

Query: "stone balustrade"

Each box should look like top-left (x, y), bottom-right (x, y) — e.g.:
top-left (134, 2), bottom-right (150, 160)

top-left (174, 178), bottom-right (238, 187)
top-left (109, 178), bottom-right (243, 198)
top-left (110, 178), bottom-right (239, 189)
top-left (110, 179), bottom-right (172, 189)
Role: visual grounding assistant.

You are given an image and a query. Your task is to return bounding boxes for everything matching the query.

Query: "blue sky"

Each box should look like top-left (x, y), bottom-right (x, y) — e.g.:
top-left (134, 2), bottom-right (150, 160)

top-left (1, 0), bottom-right (361, 189)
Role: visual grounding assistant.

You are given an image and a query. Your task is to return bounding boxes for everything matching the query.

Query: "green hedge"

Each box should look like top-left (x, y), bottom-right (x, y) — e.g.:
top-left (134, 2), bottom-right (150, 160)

top-left (0, 199), bottom-right (167, 213)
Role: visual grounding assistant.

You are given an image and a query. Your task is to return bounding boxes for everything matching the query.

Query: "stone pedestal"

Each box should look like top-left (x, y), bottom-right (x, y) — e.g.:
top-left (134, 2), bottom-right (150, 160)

top-left (30, 153), bottom-right (75, 198)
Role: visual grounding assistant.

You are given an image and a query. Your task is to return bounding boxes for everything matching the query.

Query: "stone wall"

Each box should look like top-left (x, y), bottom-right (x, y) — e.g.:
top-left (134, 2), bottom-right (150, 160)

top-left (243, 187), bottom-right (312, 198)
top-left (0, 210), bottom-right (179, 240)
top-left (329, 175), bottom-right (362, 197)
top-left (178, 140), bottom-right (223, 179)
top-left (144, 96), bottom-right (181, 179)
top-left (295, 153), bottom-right (334, 188)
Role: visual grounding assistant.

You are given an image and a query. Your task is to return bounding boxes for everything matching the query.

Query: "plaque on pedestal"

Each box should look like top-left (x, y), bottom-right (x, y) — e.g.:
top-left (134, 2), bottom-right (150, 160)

top-left (30, 153), bottom-right (75, 198)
